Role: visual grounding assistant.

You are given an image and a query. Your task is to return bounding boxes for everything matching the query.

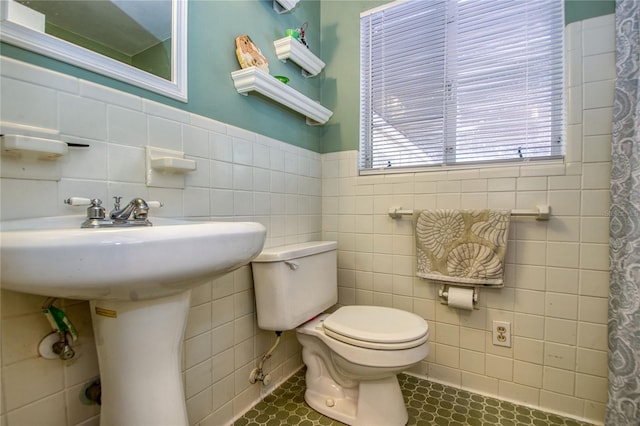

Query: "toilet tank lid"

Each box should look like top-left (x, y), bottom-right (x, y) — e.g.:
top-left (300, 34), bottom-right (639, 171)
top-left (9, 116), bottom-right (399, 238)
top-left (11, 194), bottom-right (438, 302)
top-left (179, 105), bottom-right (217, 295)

top-left (252, 241), bottom-right (337, 262)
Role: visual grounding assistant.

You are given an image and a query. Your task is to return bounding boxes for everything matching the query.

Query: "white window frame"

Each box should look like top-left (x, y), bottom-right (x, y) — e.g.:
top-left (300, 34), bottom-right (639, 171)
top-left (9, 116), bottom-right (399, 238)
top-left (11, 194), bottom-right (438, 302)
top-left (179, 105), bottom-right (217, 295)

top-left (359, 0), bottom-right (566, 175)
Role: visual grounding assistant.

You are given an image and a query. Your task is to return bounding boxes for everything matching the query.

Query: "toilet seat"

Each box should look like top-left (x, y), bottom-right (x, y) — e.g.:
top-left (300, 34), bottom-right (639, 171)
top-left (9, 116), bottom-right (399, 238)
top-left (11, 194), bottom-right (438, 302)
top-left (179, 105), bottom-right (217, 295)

top-left (298, 314), bottom-right (430, 369)
top-left (322, 306), bottom-right (429, 350)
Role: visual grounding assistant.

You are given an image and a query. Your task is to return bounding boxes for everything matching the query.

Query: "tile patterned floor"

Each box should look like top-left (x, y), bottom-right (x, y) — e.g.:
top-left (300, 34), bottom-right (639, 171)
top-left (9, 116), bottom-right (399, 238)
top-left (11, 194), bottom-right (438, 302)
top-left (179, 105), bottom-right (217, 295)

top-left (234, 369), bottom-right (594, 426)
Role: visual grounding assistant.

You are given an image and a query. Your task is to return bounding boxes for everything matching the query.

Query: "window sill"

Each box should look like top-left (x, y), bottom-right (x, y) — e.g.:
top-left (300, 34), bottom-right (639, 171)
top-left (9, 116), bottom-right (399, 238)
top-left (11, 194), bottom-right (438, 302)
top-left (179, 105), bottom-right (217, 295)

top-left (358, 158), bottom-right (568, 178)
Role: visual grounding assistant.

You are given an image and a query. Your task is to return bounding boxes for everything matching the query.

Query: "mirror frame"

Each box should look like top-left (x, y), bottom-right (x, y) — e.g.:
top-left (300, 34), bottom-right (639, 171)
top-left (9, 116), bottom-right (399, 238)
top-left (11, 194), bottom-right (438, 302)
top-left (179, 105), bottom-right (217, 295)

top-left (0, 0), bottom-right (187, 102)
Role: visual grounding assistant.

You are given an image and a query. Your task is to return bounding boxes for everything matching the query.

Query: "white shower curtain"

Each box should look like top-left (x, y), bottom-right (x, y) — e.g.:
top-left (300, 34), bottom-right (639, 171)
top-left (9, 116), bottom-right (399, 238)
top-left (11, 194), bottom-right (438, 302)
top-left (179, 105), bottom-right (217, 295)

top-left (606, 1), bottom-right (640, 425)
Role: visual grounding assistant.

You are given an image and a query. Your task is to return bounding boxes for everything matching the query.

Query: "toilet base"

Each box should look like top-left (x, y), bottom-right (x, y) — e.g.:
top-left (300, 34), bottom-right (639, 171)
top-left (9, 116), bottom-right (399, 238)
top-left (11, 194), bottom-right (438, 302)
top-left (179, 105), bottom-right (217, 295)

top-left (304, 371), bottom-right (408, 426)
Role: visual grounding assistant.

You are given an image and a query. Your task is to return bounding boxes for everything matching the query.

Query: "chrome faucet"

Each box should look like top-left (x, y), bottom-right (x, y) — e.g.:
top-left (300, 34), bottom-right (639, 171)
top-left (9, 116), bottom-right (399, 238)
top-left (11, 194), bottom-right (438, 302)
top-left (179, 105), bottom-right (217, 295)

top-left (64, 196), bottom-right (162, 228)
top-left (110, 197), bottom-right (150, 221)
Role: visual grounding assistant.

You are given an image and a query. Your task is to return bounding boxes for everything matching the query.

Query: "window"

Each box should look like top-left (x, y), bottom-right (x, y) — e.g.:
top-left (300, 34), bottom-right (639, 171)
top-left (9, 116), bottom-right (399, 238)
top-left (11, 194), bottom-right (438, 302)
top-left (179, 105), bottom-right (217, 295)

top-left (359, 0), bottom-right (565, 172)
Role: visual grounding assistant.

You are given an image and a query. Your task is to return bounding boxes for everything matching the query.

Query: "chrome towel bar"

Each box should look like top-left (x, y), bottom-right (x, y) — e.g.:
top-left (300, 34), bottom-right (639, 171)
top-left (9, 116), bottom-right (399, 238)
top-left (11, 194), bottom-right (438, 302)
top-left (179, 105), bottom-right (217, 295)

top-left (388, 205), bottom-right (550, 221)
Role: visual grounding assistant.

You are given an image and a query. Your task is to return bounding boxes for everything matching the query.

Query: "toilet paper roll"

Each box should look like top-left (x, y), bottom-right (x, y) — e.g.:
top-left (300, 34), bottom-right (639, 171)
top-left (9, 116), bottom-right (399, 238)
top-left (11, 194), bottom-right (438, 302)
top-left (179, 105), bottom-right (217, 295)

top-left (447, 286), bottom-right (475, 310)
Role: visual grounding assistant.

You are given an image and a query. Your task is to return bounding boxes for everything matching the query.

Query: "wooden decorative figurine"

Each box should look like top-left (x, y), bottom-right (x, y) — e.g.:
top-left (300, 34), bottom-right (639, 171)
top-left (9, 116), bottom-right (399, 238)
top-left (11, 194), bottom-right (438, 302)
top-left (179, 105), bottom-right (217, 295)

top-left (235, 35), bottom-right (269, 73)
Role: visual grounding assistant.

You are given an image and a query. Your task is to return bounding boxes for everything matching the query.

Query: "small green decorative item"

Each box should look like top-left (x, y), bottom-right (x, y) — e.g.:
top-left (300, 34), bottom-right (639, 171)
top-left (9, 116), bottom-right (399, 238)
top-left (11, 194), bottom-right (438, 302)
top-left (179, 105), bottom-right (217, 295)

top-left (274, 75), bottom-right (290, 84)
top-left (285, 28), bottom-right (300, 39)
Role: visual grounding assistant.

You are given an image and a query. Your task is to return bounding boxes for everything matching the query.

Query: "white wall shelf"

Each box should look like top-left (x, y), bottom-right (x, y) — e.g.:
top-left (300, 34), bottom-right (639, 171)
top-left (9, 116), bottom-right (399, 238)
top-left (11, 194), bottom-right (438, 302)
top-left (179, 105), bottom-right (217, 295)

top-left (274, 36), bottom-right (325, 77)
top-left (231, 66), bottom-right (333, 125)
top-left (273, 0), bottom-right (299, 14)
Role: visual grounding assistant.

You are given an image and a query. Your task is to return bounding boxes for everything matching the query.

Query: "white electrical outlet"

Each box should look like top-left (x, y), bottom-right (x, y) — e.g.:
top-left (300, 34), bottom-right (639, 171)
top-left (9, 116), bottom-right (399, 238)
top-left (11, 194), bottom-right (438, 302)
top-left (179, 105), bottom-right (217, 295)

top-left (492, 320), bottom-right (511, 347)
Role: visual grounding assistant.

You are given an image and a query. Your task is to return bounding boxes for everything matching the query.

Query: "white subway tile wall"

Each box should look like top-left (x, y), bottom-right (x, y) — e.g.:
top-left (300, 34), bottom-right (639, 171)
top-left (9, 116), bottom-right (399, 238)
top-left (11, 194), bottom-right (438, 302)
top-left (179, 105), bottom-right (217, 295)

top-left (320, 15), bottom-right (612, 425)
top-left (0, 14), bottom-right (612, 426)
top-left (0, 53), bottom-right (322, 425)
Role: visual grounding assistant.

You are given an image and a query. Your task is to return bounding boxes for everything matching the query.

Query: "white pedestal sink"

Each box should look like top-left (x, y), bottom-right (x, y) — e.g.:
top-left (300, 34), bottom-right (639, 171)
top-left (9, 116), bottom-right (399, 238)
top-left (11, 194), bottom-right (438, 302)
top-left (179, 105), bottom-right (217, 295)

top-left (90, 293), bottom-right (192, 425)
top-left (1, 215), bottom-right (267, 426)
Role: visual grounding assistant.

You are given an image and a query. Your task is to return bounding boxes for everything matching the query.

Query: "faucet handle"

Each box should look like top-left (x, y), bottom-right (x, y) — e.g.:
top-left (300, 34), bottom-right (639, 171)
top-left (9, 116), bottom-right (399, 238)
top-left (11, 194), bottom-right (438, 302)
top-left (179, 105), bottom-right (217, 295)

top-left (64, 198), bottom-right (105, 221)
top-left (86, 199), bottom-right (105, 220)
top-left (64, 197), bottom-right (95, 206)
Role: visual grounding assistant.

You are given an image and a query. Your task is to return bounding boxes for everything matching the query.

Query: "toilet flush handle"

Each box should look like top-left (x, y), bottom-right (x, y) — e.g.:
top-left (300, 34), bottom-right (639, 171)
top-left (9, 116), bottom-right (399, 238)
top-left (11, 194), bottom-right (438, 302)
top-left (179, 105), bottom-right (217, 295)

top-left (284, 261), bottom-right (299, 271)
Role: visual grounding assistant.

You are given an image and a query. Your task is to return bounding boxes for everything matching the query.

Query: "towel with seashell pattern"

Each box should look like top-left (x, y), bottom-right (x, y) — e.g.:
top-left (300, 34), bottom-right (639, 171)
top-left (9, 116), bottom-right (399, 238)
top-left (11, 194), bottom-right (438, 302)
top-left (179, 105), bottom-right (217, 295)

top-left (413, 209), bottom-right (511, 286)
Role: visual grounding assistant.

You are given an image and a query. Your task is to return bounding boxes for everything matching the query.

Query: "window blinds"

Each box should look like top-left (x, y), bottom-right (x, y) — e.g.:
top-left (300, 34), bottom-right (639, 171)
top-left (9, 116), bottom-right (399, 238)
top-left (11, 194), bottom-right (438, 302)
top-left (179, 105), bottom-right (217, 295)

top-left (359, 0), bottom-right (565, 172)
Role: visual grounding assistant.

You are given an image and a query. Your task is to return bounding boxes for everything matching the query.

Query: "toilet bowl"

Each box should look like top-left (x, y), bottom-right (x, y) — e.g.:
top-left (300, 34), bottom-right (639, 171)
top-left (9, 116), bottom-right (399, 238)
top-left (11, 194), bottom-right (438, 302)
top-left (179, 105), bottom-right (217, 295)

top-left (251, 241), bottom-right (430, 425)
top-left (297, 307), bottom-right (429, 425)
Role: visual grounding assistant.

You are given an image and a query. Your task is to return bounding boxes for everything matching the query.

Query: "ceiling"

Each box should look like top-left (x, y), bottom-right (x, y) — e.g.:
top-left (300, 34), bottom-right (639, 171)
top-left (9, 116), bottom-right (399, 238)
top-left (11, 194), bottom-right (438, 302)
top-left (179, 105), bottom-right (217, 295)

top-left (18, 0), bottom-right (172, 56)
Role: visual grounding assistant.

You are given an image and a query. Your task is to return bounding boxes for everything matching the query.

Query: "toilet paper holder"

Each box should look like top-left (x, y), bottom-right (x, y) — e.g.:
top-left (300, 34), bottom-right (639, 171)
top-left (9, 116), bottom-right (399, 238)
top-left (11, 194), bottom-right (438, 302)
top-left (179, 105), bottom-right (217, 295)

top-left (438, 285), bottom-right (478, 308)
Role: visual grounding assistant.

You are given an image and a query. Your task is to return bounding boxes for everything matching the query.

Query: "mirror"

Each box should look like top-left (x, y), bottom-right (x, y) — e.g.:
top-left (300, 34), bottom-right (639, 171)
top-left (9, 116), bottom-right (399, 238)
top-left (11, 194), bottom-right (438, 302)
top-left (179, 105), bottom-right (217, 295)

top-left (0, 0), bottom-right (187, 102)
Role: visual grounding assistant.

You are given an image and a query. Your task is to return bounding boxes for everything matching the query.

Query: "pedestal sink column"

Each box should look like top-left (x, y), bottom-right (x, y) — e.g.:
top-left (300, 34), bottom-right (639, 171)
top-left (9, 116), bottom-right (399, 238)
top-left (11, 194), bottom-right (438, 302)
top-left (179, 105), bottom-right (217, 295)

top-left (90, 291), bottom-right (191, 426)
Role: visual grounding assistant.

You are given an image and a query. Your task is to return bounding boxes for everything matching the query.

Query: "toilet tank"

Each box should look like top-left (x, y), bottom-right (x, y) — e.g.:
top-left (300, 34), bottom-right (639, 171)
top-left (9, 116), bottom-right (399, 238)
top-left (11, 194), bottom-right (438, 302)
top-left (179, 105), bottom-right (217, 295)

top-left (251, 241), bottom-right (338, 331)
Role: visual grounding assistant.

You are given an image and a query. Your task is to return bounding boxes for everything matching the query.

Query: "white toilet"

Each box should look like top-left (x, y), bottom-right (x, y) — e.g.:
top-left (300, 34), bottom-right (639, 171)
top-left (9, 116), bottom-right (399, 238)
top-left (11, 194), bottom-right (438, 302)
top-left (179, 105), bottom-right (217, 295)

top-left (251, 241), bottom-right (429, 426)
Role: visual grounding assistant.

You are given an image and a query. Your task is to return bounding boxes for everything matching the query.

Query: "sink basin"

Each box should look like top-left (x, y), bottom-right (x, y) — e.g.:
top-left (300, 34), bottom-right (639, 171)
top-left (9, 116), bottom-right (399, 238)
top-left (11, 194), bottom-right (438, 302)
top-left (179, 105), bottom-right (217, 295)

top-left (1, 214), bottom-right (267, 426)
top-left (0, 215), bottom-right (267, 300)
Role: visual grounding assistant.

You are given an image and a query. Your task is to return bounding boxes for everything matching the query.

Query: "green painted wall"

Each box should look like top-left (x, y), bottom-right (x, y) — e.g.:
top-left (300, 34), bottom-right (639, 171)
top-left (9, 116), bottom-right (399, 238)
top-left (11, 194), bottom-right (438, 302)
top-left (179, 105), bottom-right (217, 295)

top-left (1, 0), bottom-right (323, 152)
top-left (565, 0), bottom-right (615, 25)
top-left (0, 0), bottom-right (614, 153)
top-left (186, 0), bottom-right (322, 152)
top-left (319, 0), bottom-right (386, 154)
